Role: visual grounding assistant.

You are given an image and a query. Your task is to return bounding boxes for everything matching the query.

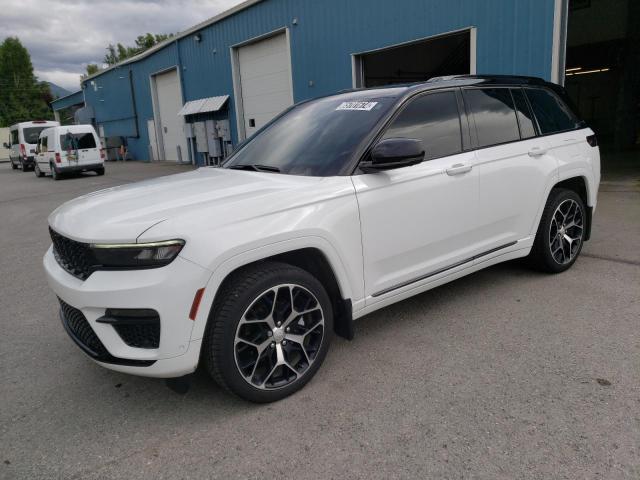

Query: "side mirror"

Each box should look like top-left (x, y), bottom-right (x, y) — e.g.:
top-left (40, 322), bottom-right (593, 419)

top-left (2, 142), bottom-right (9, 149)
top-left (361, 138), bottom-right (425, 172)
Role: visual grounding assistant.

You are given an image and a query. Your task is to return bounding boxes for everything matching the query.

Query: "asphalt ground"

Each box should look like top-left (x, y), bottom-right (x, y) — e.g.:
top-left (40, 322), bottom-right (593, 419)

top-left (1, 160), bottom-right (639, 479)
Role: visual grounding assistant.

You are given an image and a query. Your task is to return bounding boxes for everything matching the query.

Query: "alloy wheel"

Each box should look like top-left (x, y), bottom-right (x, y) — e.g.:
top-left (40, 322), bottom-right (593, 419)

top-left (548, 198), bottom-right (584, 265)
top-left (234, 284), bottom-right (325, 390)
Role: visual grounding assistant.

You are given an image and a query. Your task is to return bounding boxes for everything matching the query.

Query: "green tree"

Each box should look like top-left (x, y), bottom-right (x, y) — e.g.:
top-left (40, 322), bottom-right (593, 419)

top-left (103, 33), bottom-right (173, 66)
top-left (86, 63), bottom-right (99, 76)
top-left (0, 37), bottom-right (52, 127)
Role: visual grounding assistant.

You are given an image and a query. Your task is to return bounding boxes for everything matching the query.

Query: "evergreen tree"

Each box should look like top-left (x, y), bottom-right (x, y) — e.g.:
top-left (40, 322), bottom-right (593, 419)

top-left (0, 37), bottom-right (52, 127)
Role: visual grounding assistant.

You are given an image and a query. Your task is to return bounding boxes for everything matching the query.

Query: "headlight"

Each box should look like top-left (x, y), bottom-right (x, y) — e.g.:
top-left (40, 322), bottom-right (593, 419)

top-left (90, 239), bottom-right (185, 269)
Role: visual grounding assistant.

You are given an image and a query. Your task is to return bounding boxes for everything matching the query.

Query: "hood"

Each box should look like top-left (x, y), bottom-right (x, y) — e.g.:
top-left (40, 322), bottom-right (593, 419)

top-left (48, 167), bottom-right (329, 243)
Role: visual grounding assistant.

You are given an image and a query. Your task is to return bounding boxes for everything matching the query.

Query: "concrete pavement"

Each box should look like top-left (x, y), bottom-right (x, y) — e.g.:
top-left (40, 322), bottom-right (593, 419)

top-left (1, 159), bottom-right (639, 479)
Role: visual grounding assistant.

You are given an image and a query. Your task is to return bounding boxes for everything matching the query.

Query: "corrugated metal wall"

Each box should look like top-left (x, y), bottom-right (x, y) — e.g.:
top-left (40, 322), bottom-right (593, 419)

top-left (82, 0), bottom-right (557, 162)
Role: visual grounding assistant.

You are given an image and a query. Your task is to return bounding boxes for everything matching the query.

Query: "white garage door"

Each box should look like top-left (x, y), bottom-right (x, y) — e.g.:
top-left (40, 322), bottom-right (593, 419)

top-left (154, 69), bottom-right (188, 162)
top-left (237, 33), bottom-right (293, 138)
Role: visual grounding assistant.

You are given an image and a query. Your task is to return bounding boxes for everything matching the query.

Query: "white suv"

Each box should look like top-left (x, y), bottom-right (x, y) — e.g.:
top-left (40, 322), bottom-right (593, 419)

top-left (44, 75), bottom-right (600, 402)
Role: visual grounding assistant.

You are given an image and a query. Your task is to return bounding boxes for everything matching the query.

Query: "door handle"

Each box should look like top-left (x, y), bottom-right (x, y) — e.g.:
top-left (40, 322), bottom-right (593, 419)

top-left (446, 163), bottom-right (472, 176)
top-left (528, 146), bottom-right (548, 157)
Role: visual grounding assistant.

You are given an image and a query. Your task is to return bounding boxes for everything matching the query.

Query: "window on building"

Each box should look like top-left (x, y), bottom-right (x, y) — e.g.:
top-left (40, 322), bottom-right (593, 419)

top-left (382, 91), bottom-right (463, 160)
top-left (525, 88), bottom-right (580, 134)
top-left (511, 88), bottom-right (537, 139)
top-left (463, 88), bottom-right (520, 148)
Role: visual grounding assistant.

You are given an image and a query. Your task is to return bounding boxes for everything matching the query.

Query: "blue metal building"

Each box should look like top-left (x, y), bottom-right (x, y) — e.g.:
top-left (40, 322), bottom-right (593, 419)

top-left (51, 0), bottom-right (568, 164)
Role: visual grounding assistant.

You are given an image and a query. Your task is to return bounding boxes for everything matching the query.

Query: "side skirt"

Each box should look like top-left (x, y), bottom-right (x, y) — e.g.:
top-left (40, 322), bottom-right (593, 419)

top-left (354, 244), bottom-right (531, 320)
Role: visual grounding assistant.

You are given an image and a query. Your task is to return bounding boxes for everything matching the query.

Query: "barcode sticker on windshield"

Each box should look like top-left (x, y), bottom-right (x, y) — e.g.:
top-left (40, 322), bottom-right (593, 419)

top-left (336, 101), bottom-right (378, 111)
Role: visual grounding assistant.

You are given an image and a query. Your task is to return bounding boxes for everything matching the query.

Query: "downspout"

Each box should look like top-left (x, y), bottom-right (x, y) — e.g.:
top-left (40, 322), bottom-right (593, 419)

top-left (128, 69), bottom-right (140, 138)
top-left (175, 38), bottom-right (194, 164)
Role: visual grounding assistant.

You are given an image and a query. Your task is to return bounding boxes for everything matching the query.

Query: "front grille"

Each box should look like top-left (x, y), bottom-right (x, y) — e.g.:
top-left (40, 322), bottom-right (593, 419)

top-left (49, 228), bottom-right (95, 280)
top-left (58, 299), bottom-right (155, 367)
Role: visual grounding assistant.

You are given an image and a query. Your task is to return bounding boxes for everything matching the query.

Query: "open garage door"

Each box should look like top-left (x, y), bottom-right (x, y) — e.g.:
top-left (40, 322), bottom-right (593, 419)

top-left (565, 0), bottom-right (639, 167)
top-left (353, 29), bottom-right (475, 88)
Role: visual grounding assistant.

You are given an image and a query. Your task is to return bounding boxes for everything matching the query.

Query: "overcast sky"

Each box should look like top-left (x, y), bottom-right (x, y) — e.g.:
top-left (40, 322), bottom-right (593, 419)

top-left (1, 0), bottom-right (243, 92)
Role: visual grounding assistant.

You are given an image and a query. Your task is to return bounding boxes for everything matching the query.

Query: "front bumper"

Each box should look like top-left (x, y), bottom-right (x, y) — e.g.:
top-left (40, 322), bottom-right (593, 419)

top-left (44, 246), bottom-right (212, 378)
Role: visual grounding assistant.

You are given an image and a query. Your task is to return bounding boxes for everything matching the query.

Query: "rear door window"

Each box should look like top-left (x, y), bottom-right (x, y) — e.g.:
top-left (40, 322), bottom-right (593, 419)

top-left (382, 91), bottom-right (463, 161)
top-left (511, 89), bottom-right (537, 139)
top-left (23, 127), bottom-right (46, 144)
top-left (525, 88), bottom-right (580, 135)
top-left (463, 88), bottom-right (520, 148)
top-left (60, 132), bottom-right (97, 150)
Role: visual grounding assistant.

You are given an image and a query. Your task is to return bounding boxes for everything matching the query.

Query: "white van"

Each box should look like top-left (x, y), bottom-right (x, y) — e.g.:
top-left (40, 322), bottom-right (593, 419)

top-left (35, 125), bottom-right (105, 180)
top-left (5, 121), bottom-right (60, 171)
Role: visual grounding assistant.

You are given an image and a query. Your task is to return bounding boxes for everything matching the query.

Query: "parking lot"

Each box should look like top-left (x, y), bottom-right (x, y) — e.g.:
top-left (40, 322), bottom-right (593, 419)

top-left (1, 159), bottom-right (639, 479)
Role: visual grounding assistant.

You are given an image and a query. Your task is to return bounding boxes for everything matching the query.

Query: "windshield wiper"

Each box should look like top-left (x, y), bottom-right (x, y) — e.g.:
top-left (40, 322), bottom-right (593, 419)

top-left (228, 164), bottom-right (281, 173)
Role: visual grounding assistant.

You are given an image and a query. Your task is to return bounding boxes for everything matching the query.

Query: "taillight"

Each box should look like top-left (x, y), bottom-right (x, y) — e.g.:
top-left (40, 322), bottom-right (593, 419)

top-left (586, 134), bottom-right (598, 147)
top-left (100, 148), bottom-right (105, 160)
top-left (19, 144), bottom-right (26, 158)
top-left (55, 152), bottom-right (61, 163)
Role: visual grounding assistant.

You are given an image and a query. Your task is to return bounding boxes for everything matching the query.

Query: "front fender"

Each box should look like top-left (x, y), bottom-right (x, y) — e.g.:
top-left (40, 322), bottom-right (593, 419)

top-left (188, 235), bottom-right (361, 341)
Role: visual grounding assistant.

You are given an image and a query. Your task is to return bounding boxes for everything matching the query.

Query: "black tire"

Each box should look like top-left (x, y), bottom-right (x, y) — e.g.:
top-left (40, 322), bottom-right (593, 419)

top-left (19, 159), bottom-right (26, 171)
top-left (34, 163), bottom-right (44, 177)
top-left (10, 159), bottom-right (18, 170)
top-left (203, 261), bottom-right (333, 403)
top-left (95, 167), bottom-right (105, 176)
top-left (51, 163), bottom-right (61, 181)
top-left (528, 188), bottom-right (586, 273)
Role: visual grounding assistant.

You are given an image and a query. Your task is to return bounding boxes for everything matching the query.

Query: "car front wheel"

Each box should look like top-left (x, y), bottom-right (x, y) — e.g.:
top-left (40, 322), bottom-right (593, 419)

top-left (528, 188), bottom-right (586, 273)
top-left (204, 262), bottom-right (333, 402)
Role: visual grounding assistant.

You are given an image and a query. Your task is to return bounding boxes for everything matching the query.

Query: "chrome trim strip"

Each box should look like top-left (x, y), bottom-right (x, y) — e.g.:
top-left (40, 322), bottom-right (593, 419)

top-left (90, 239), bottom-right (185, 249)
top-left (371, 241), bottom-right (518, 297)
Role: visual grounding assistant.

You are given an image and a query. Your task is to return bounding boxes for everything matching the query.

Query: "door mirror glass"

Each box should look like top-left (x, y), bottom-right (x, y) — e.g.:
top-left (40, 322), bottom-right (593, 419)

top-left (363, 137), bottom-right (425, 171)
top-left (2, 142), bottom-right (9, 149)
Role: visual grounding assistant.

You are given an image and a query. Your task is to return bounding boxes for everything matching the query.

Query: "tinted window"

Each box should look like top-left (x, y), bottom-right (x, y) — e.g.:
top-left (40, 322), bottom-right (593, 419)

top-left (60, 132), bottom-right (97, 150)
top-left (511, 89), bottom-right (537, 139)
top-left (41, 136), bottom-right (48, 150)
top-left (23, 127), bottom-right (46, 144)
top-left (382, 91), bottom-right (462, 160)
top-left (464, 88), bottom-right (520, 147)
top-left (224, 91), bottom-right (398, 176)
top-left (525, 88), bottom-right (580, 134)
top-left (11, 130), bottom-right (18, 144)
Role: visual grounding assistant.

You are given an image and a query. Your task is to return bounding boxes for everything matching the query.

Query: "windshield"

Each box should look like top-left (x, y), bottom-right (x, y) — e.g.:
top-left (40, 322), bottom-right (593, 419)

top-left (223, 91), bottom-right (401, 176)
top-left (23, 127), bottom-right (47, 144)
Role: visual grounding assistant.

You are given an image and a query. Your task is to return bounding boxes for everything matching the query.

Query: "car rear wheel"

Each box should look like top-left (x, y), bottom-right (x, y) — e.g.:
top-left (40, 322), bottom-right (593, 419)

top-left (51, 163), bottom-right (61, 181)
top-left (95, 167), bottom-right (105, 176)
top-left (10, 159), bottom-right (17, 170)
top-left (204, 261), bottom-right (333, 403)
top-left (528, 188), bottom-right (586, 273)
top-left (34, 164), bottom-right (44, 177)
